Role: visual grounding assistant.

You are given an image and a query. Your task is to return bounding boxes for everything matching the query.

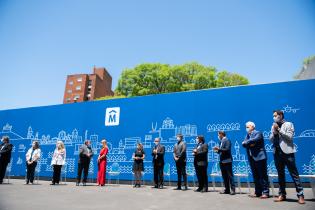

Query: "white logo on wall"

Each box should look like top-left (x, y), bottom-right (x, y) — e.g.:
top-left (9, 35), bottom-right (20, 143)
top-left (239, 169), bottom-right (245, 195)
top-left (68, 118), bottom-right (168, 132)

top-left (105, 107), bottom-right (120, 126)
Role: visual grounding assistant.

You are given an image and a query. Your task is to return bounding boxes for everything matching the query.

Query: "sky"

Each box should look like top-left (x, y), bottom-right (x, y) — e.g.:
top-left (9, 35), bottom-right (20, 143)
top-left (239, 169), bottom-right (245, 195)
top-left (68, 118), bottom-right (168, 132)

top-left (0, 0), bottom-right (314, 110)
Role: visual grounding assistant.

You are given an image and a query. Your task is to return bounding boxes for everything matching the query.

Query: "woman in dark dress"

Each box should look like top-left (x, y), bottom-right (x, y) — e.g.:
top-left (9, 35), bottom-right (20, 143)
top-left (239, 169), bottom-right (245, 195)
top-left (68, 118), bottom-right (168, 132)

top-left (132, 143), bottom-right (145, 188)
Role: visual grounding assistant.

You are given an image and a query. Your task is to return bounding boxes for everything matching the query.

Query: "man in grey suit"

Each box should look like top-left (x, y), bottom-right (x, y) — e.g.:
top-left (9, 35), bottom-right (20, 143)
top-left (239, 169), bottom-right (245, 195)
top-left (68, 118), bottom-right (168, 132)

top-left (173, 134), bottom-right (188, 190)
top-left (270, 110), bottom-right (305, 204)
top-left (76, 140), bottom-right (94, 186)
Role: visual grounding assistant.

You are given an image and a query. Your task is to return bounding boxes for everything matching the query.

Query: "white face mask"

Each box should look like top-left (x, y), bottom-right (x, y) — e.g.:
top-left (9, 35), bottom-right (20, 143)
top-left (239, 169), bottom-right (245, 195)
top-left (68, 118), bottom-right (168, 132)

top-left (154, 142), bottom-right (159, 146)
top-left (273, 116), bottom-right (281, 123)
top-left (217, 136), bottom-right (221, 141)
top-left (177, 137), bottom-right (181, 141)
top-left (246, 128), bottom-right (251, 133)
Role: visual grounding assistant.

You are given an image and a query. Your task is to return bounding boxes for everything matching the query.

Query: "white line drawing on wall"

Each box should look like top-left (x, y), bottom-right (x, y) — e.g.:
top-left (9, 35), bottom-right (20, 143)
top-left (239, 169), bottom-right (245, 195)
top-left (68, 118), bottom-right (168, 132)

top-left (4, 117), bottom-right (313, 178)
top-left (0, 123), bottom-right (23, 140)
top-left (299, 129), bottom-right (315, 138)
top-left (302, 154), bottom-right (315, 175)
top-left (232, 141), bottom-right (246, 161)
top-left (264, 143), bottom-right (298, 153)
top-left (16, 157), bottom-right (23, 165)
top-left (233, 160), bottom-right (251, 175)
top-left (18, 144), bottom-right (26, 153)
top-left (206, 122), bottom-right (241, 132)
top-left (282, 105), bottom-right (300, 114)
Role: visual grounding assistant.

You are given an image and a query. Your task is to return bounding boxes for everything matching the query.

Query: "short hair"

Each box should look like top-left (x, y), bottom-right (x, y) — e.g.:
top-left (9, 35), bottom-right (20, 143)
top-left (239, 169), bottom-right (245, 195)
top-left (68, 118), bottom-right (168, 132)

top-left (176, 134), bottom-right (183, 139)
top-left (2, 136), bottom-right (9, 143)
top-left (246, 121), bottom-right (256, 128)
top-left (84, 140), bottom-right (90, 145)
top-left (197, 135), bottom-right (205, 143)
top-left (154, 137), bottom-right (160, 141)
top-left (273, 110), bottom-right (284, 119)
top-left (32, 140), bottom-right (40, 149)
top-left (218, 131), bottom-right (226, 137)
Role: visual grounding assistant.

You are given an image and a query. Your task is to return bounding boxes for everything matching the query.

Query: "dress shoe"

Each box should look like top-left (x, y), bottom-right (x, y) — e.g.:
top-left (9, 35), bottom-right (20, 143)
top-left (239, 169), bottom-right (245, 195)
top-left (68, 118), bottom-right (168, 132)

top-left (174, 187), bottom-right (181, 190)
top-left (298, 196), bottom-right (305, 204)
top-left (274, 195), bottom-right (286, 202)
top-left (201, 188), bottom-right (208, 193)
top-left (260, 194), bottom-right (269, 199)
top-left (194, 188), bottom-right (202, 192)
top-left (220, 191), bottom-right (230, 194)
top-left (248, 194), bottom-right (260, 198)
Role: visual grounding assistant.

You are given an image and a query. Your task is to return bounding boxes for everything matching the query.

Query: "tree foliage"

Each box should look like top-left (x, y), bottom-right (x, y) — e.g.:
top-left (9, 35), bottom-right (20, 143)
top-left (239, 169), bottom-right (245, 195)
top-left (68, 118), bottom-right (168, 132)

top-left (115, 62), bottom-right (249, 97)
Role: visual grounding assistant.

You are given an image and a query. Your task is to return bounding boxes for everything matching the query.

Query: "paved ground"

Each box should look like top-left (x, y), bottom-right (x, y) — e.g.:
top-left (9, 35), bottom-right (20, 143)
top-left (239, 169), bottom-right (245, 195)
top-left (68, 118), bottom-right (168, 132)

top-left (0, 179), bottom-right (314, 210)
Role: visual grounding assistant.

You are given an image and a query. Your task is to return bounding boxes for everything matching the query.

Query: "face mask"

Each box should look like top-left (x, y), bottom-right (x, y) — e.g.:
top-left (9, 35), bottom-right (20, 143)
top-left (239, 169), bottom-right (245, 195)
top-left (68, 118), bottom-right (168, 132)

top-left (154, 142), bottom-right (159, 146)
top-left (246, 128), bottom-right (251, 133)
top-left (177, 137), bottom-right (181, 141)
top-left (273, 116), bottom-right (281, 123)
top-left (217, 136), bottom-right (221, 141)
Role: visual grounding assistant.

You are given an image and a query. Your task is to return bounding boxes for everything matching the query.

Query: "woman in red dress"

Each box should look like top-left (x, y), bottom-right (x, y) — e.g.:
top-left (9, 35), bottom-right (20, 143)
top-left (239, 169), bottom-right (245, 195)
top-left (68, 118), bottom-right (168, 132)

top-left (97, 139), bottom-right (108, 186)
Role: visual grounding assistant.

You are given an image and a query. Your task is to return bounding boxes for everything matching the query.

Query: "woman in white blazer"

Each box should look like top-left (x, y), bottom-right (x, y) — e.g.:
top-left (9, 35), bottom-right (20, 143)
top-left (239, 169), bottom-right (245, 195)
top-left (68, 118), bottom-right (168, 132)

top-left (25, 141), bottom-right (41, 184)
top-left (50, 140), bottom-right (66, 185)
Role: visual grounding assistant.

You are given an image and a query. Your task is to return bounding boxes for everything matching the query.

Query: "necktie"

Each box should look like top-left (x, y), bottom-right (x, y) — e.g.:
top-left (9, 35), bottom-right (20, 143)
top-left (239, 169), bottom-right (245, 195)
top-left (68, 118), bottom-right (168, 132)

top-left (30, 149), bottom-right (35, 161)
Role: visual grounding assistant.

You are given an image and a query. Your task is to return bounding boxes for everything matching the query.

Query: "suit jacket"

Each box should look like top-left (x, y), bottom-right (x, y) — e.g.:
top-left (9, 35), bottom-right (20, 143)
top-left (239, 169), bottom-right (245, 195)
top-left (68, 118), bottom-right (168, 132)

top-left (269, 121), bottom-right (296, 154)
top-left (194, 143), bottom-right (208, 166)
top-left (218, 137), bottom-right (232, 163)
top-left (152, 144), bottom-right (165, 166)
top-left (242, 130), bottom-right (266, 161)
top-left (173, 140), bottom-right (186, 162)
top-left (0, 143), bottom-right (13, 163)
top-left (78, 144), bottom-right (94, 163)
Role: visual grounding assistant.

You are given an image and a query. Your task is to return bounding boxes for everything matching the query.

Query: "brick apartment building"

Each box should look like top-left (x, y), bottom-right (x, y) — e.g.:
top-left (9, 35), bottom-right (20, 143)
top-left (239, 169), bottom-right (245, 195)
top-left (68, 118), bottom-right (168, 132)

top-left (63, 67), bottom-right (114, 103)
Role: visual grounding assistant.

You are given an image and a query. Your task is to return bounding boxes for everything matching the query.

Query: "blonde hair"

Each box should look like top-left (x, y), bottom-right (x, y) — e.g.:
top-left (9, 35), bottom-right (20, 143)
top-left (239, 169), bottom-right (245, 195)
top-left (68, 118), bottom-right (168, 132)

top-left (57, 140), bottom-right (65, 150)
top-left (137, 143), bottom-right (143, 151)
top-left (101, 139), bottom-right (107, 148)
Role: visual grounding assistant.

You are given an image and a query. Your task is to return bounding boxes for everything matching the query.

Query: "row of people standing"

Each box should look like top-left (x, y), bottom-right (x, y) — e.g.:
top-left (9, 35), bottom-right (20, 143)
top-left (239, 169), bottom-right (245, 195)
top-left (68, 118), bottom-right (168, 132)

top-left (0, 109), bottom-right (306, 205)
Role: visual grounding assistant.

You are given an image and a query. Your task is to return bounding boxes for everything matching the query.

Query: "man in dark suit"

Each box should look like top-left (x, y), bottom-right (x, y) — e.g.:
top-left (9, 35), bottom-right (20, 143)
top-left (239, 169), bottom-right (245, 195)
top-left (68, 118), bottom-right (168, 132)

top-left (173, 134), bottom-right (188, 190)
top-left (213, 131), bottom-right (235, 195)
top-left (152, 137), bottom-right (165, 189)
top-left (0, 136), bottom-right (13, 184)
top-left (76, 140), bottom-right (94, 186)
top-left (242, 121), bottom-right (269, 198)
top-left (193, 135), bottom-right (208, 192)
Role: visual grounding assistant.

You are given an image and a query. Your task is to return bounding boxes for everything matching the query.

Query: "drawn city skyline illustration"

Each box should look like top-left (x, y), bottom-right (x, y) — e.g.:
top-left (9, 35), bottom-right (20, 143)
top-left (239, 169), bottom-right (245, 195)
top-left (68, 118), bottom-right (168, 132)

top-left (1, 110), bottom-right (314, 180)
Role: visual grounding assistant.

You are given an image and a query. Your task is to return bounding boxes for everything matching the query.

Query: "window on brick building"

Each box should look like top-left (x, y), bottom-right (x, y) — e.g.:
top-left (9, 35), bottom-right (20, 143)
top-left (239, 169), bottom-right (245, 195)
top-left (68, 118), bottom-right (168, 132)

top-left (76, 86), bottom-right (81, 91)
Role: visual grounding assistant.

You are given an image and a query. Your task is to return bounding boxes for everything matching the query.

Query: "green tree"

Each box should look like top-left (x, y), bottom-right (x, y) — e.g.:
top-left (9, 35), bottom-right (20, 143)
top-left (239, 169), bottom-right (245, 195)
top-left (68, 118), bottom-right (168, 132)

top-left (115, 62), bottom-right (249, 97)
top-left (216, 71), bottom-right (249, 87)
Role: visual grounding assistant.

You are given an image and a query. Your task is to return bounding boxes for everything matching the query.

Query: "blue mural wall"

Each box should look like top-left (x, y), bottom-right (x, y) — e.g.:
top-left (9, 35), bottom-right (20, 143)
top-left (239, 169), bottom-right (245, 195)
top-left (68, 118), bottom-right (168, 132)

top-left (0, 79), bottom-right (314, 182)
